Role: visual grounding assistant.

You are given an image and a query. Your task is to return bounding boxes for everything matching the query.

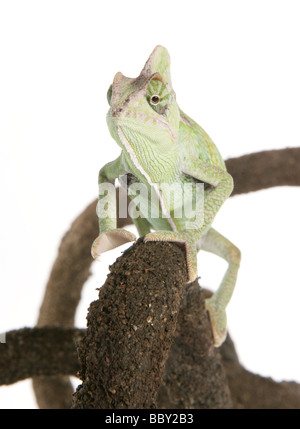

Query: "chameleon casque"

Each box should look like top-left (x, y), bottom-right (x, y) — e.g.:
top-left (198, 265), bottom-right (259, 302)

top-left (92, 46), bottom-right (241, 346)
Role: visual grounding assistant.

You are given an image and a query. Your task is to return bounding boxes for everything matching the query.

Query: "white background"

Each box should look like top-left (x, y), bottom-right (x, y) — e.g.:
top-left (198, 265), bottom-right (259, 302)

top-left (1, 0), bottom-right (300, 408)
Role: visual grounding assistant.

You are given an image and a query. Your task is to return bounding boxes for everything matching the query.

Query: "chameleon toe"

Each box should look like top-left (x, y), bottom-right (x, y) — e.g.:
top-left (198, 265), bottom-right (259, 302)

top-left (205, 297), bottom-right (227, 347)
top-left (91, 230), bottom-right (136, 258)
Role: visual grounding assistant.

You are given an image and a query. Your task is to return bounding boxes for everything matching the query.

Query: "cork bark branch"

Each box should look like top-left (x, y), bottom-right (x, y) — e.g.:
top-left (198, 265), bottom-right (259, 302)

top-left (22, 147), bottom-right (300, 408)
top-left (0, 328), bottom-right (84, 386)
top-left (3, 298), bottom-right (300, 408)
top-left (72, 239), bottom-right (192, 408)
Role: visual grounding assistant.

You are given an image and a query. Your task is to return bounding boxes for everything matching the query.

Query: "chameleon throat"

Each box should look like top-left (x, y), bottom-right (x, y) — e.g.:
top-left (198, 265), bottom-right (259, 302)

top-left (117, 126), bottom-right (179, 233)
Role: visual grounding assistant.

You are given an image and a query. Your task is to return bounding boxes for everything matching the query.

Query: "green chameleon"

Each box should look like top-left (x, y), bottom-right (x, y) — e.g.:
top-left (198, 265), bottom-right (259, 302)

top-left (92, 46), bottom-right (241, 346)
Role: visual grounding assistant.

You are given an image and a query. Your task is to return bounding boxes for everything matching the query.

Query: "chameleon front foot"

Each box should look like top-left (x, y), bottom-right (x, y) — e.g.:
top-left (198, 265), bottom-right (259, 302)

top-left (144, 231), bottom-right (198, 283)
top-left (91, 229), bottom-right (136, 259)
top-left (204, 296), bottom-right (227, 347)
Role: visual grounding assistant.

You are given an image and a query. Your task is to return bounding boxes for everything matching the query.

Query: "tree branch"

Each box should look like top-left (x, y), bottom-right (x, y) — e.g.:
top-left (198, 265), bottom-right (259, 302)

top-left (158, 288), bottom-right (300, 409)
top-left (3, 298), bottom-right (300, 408)
top-left (32, 188), bottom-right (131, 408)
top-left (0, 328), bottom-right (84, 386)
top-left (72, 239), bottom-right (191, 408)
top-left (31, 148), bottom-right (300, 408)
top-left (227, 147), bottom-right (300, 196)
top-left (157, 282), bottom-right (232, 409)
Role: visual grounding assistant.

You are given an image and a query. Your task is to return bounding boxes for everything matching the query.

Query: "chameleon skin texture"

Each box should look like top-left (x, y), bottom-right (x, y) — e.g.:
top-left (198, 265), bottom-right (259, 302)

top-left (92, 46), bottom-right (241, 346)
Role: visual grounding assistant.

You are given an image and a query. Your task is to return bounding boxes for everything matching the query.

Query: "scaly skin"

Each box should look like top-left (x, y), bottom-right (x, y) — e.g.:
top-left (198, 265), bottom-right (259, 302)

top-left (91, 46), bottom-right (241, 346)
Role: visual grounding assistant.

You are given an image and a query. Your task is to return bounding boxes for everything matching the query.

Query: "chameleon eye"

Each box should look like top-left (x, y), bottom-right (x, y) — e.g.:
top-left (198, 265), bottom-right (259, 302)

top-left (150, 94), bottom-right (161, 105)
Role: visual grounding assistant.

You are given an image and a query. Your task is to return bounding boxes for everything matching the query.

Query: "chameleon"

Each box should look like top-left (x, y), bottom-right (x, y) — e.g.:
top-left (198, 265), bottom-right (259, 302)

top-left (91, 46), bottom-right (241, 347)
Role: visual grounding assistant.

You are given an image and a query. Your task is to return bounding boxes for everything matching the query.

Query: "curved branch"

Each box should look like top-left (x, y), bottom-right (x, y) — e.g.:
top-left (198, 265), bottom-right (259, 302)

top-left (223, 357), bottom-right (300, 409)
top-left (32, 188), bottom-right (131, 408)
top-left (32, 199), bottom-right (97, 408)
top-left (0, 328), bottom-right (84, 385)
top-left (3, 302), bottom-right (300, 407)
top-left (32, 147), bottom-right (300, 408)
top-left (226, 147), bottom-right (300, 196)
top-left (158, 287), bottom-right (300, 409)
top-left (71, 239), bottom-right (231, 409)
top-left (157, 283), bottom-right (232, 409)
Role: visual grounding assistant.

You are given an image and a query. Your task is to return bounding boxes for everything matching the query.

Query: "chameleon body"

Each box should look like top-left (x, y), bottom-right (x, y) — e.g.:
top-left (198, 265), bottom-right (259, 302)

top-left (92, 46), bottom-right (241, 346)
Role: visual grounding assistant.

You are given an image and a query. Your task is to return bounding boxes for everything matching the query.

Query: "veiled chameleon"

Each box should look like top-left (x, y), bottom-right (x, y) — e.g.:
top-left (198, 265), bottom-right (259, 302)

top-left (92, 46), bottom-right (241, 346)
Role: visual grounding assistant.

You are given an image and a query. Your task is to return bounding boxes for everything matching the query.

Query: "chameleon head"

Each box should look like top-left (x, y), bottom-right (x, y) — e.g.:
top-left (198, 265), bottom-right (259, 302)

top-left (106, 46), bottom-right (181, 182)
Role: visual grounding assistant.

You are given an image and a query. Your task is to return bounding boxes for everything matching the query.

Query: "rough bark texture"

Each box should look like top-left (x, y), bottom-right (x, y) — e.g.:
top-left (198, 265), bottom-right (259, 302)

top-left (224, 359), bottom-right (300, 409)
top-left (157, 284), bottom-right (231, 409)
top-left (23, 148), bottom-right (300, 408)
top-left (0, 328), bottom-right (84, 385)
top-left (72, 239), bottom-right (189, 408)
top-left (3, 310), bottom-right (300, 408)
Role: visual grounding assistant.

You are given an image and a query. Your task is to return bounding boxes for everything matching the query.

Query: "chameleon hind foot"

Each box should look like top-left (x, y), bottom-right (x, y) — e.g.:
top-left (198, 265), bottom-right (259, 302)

top-left (204, 296), bottom-right (227, 347)
top-left (144, 231), bottom-right (198, 283)
top-left (91, 229), bottom-right (136, 259)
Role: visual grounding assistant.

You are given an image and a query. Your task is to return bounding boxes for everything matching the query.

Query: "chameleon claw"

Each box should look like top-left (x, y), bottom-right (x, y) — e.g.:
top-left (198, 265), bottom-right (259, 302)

top-left (204, 297), bottom-right (227, 347)
top-left (91, 229), bottom-right (136, 259)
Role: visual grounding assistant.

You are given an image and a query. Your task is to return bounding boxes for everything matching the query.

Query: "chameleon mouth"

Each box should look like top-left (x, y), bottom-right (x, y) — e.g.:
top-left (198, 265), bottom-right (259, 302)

top-left (111, 108), bottom-right (177, 142)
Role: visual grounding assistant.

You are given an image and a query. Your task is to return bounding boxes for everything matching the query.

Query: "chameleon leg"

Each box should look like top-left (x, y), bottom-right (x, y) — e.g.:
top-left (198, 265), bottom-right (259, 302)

top-left (132, 216), bottom-right (152, 236)
top-left (182, 158), bottom-right (234, 235)
top-left (198, 227), bottom-right (241, 346)
top-left (91, 156), bottom-right (136, 259)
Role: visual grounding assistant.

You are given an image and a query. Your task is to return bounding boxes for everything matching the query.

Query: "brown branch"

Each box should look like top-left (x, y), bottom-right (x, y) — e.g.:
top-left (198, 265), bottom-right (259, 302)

top-left (0, 328), bottom-right (84, 385)
top-left (32, 147), bottom-right (300, 408)
top-left (32, 188), bottom-right (131, 408)
top-left (157, 283), bottom-right (232, 409)
top-left (36, 187), bottom-right (130, 329)
top-left (72, 239), bottom-right (190, 408)
top-left (226, 147), bottom-right (300, 196)
top-left (3, 297), bottom-right (300, 408)
top-left (158, 287), bottom-right (300, 409)
top-left (70, 239), bottom-right (231, 409)
top-left (32, 199), bottom-right (98, 408)
top-left (223, 356), bottom-right (300, 409)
